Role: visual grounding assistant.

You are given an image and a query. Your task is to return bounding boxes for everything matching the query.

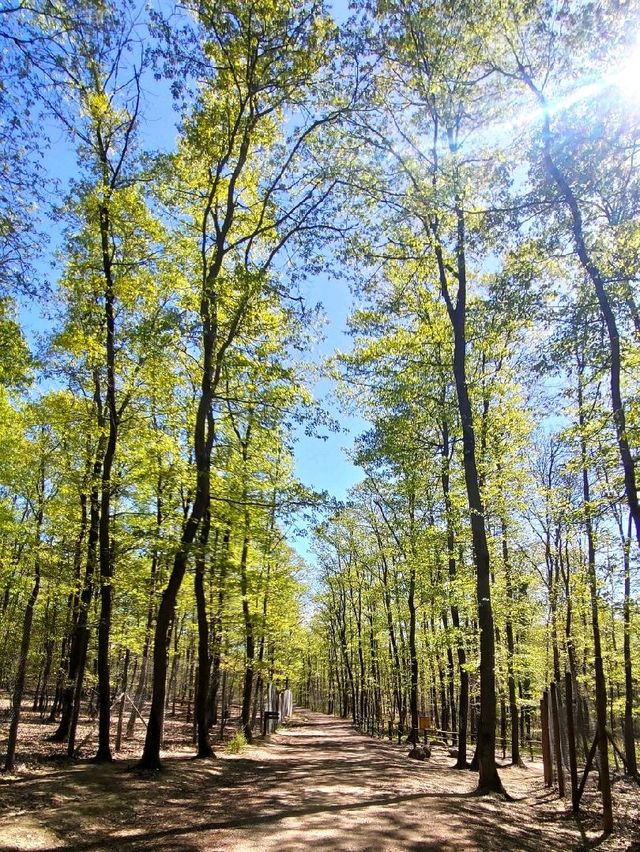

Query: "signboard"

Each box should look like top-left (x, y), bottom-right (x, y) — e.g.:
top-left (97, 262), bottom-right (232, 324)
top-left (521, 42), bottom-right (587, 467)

top-left (419, 716), bottom-right (432, 730)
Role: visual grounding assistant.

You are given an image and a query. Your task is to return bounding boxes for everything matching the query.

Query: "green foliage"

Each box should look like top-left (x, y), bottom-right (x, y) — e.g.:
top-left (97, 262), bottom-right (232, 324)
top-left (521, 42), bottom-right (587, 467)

top-left (226, 730), bottom-right (247, 753)
top-left (0, 0), bottom-right (638, 779)
top-left (0, 298), bottom-right (32, 388)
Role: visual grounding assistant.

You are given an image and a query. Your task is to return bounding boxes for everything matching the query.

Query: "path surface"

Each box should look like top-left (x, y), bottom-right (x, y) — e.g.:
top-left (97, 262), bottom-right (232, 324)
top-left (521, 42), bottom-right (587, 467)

top-left (1, 711), bottom-right (638, 851)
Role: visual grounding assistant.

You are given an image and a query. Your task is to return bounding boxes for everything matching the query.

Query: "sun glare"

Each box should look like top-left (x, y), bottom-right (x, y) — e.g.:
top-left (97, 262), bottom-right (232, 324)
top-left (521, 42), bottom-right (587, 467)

top-left (609, 35), bottom-right (640, 103)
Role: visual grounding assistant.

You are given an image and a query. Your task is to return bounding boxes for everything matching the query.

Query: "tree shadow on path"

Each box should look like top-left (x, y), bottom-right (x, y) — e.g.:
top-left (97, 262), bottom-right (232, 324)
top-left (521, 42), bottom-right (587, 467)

top-left (1, 711), bottom-right (635, 851)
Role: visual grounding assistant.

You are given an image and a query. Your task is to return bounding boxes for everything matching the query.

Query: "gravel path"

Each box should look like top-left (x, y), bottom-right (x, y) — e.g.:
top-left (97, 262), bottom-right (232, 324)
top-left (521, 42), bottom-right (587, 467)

top-left (1, 710), bottom-right (637, 851)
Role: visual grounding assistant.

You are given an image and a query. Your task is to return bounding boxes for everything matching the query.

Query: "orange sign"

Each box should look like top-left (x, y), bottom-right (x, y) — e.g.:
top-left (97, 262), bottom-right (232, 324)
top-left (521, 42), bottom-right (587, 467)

top-left (419, 716), bottom-right (432, 730)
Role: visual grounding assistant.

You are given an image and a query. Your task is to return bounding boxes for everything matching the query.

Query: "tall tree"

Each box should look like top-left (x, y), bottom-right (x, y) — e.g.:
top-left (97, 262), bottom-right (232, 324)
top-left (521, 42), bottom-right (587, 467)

top-left (497, 1), bottom-right (640, 557)
top-left (139, 0), bottom-right (342, 769)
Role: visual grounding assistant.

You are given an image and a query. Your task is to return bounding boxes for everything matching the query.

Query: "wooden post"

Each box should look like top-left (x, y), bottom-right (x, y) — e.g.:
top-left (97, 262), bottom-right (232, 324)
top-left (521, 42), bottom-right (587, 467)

top-left (565, 672), bottom-right (579, 812)
top-left (551, 681), bottom-right (565, 798)
top-left (541, 691), bottom-right (553, 787)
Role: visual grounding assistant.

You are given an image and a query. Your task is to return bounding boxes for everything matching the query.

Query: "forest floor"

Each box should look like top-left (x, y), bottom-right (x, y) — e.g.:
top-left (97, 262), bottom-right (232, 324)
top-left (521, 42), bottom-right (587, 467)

top-left (1, 709), bottom-right (639, 851)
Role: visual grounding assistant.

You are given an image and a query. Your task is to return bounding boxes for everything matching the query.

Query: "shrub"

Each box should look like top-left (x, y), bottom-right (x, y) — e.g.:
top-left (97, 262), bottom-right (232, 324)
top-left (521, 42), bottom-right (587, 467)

top-left (227, 730), bottom-right (247, 754)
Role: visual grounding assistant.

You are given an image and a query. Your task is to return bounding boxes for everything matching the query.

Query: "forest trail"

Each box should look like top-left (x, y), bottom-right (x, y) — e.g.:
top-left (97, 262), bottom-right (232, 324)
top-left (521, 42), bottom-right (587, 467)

top-left (1, 711), bottom-right (637, 852)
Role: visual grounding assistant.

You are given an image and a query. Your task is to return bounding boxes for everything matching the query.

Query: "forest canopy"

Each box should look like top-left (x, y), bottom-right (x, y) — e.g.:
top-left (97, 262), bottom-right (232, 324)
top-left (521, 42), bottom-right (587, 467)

top-left (0, 0), bottom-right (638, 829)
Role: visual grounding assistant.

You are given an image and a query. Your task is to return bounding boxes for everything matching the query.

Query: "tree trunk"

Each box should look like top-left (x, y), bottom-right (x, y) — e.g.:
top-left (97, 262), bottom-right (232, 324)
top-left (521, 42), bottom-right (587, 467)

top-left (35, 597), bottom-right (55, 714)
top-left (374, 522), bottom-right (404, 732)
top-left (114, 648), bottom-right (130, 753)
top-left (565, 670), bottom-right (580, 812)
top-left (4, 496), bottom-right (43, 771)
top-left (126, 483), bottom-right (162, 738)
top-left (138, 300), bottom-right (215, 768)
top-left (207, 521), bottom-right (231, 728)
top-left (441, 427), bottom-right (469, 768)
top-left (535, 99), bottom-right (640, 555)
top-left (138, 509), bottom-right (205, 769)
top-left (432, 199), bottom-right (504, 795)
top-left (577, 360), bottom-right (613, 833)
top-left (51, 430), bottom-right (104, 744)
top-left (93, 124), bottom-right (123, 760)
top-left (550, 680), bottom-right (565, 798)
top-left (240, 515), bottom-right (255, 742)
top-left (195, 512), bottom-right (214, 757)
top-left (49, 488), bottom-right (88, 722)
top-left (622, 519), bottom-right (637, 777)
top-left (501, 517), bottom-right (520, 766)
top-left (95, 418), bottom-right (117, 762)
top-left (541, 690), bottom-right (553, 787)
top-left (407, 558), bottom-right (419, 742)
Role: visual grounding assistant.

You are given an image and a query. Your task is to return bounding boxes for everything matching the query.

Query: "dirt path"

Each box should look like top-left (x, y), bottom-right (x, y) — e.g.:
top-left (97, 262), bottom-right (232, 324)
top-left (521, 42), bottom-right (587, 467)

top-left (1, 711), bottom-right (638, 851)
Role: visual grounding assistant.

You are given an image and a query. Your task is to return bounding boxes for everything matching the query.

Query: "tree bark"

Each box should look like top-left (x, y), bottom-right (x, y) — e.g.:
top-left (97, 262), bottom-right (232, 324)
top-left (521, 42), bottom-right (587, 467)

top-left (195, 512), bottom-right (214, 757)
top-left (374, 522), bottom-right (404, 733)
top-left (407, 557), bottom-right (419, 742)
top-left (621, 518), bottom-right (637, 777)
top-left (441, 422), bottom-right (468, 768)
top-left (530, 90), bottom-right (640, 555)
top-left (139, 518), bottom-right (203, 769)
top-left (138, 277), bottom-right (216, 767)
top-left (208, 522), bottom-right (231, 728)
top-left (94, 194), bottom-right (120, 763)
top-left (565, 670), bottom-right (580, 812)
top-left (239, 516), bottom-right (255, 742)
top-left (432, 199), bottom-right (504, 795)
top-left (501, 517), bottom-right (520, 766)
top-left (126, 474), bottom-right (162, 734)
top-left (541, 690), bottom-right (553, 787)
top-left (577, 359), bottom-right (613, 833)
top-left (550, 680), bottom-right (565, 798)
top-left (52, 426), bottom-right (105, 745)
top-left (4, 491), bottom-right (44, 771)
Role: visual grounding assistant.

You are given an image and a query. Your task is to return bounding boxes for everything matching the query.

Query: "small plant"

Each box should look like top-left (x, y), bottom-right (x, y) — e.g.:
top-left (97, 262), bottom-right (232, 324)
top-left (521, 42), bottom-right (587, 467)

top-left (226, 730), bottom-right (247, 754)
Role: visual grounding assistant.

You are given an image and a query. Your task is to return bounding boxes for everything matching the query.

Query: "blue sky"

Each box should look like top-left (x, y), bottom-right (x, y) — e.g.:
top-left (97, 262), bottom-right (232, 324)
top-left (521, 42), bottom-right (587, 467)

top-left (291, 0), bottom-right (365, 512)
top-left (293, 272), bottom-right (365, 490)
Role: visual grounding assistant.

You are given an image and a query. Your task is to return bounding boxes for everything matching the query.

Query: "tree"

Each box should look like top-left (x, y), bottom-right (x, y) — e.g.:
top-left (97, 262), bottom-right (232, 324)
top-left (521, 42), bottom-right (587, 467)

top-left (139, 0), bottom-right (342, 769)
top-left (2, 400), bottom-right (63, 769)
top-left (496, 0), bottom-right (640, 558)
